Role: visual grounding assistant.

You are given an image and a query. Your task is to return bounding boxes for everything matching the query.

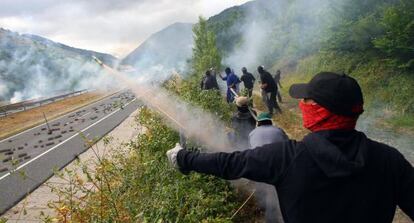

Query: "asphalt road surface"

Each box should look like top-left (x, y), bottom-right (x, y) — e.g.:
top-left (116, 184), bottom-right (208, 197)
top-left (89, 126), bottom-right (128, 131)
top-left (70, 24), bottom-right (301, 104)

top-left (0, 90), bottom-right (140, 214)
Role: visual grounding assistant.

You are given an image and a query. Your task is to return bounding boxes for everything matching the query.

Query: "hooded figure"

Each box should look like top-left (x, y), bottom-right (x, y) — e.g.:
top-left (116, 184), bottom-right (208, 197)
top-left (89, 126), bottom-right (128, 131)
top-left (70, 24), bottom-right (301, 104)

top-left (200, 69), bottom-right (219, 90)
top-left (220, 67), bottom-right (241, 103)
top-left (167, 72), bottom-right (414, 223)
top-left (258, 66), bottom-right (281, 114)
top-left (240, 67), bottom-right (256, 98)
top-left (229, 96), bottom-right (256, 149)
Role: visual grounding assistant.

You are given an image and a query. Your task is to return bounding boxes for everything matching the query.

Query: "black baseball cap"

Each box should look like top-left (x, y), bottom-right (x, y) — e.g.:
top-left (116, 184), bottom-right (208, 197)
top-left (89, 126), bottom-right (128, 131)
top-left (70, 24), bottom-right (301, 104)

top-left (289, 72), bottom-right (364, 117)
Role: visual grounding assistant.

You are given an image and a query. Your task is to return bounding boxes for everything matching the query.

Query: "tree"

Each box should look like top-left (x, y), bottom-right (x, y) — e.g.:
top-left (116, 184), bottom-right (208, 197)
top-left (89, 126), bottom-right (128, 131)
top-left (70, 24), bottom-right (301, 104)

top-left (323, 0), bottom-right (397, 53)
top-left (373, 0), bottom-right (414, 69)
top-left (191, 17), bottom-right (222, 76)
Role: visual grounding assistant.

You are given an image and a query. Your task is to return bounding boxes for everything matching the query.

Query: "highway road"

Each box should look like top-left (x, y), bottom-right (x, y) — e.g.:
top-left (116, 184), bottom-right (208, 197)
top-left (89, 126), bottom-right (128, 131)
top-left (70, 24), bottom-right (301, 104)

top-left (0, 90), bottom-right (140, 214)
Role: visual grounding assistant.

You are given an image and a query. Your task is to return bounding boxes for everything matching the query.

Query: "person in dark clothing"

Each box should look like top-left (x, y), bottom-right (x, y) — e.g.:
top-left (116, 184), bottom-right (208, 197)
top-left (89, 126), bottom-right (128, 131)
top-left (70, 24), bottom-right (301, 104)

top-left (274, 70), bottom-right (283, 103)
top-left (258, 66), bottom-right (281, 114)
top-left (229, 96), bottom-right (256, 149)
top-left (167, 72), bottom-right (414, 223)
top-left (219, 67), bottom-right (241, 103)
top-left (240, 67), bottom-right (255, 98)
top-left (200, 69), bottom-right (219, 90)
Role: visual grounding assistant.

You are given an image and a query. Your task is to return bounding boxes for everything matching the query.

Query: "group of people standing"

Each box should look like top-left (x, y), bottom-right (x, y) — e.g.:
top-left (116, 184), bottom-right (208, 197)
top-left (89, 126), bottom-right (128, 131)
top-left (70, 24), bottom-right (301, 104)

top-left (168, 71), bottom-right (414, 223)
top-left (200, 66), bottom-right (283, 115)
top-left (197, 65), bottom-right (288, 222)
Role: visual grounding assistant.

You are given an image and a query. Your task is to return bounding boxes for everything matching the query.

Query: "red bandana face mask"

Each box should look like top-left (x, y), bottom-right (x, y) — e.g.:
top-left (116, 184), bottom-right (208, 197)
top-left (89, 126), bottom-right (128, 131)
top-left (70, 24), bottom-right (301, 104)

top-left (298, 100), bottom-right (358, 132)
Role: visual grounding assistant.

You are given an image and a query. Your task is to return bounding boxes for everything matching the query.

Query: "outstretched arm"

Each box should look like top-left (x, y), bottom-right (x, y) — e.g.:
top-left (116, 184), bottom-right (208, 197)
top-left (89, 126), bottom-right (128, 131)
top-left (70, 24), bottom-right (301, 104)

top-left (176, 141), bottom-right (297, 185)
top-left (219, 73), bottom-right (226, 80)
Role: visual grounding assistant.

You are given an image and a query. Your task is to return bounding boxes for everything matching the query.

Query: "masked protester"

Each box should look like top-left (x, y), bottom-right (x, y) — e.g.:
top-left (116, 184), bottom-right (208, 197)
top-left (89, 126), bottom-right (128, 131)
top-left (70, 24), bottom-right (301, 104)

top-left (219, 67), bottom-right (241, 103)
top-left (240, 67), bottom-right (255, 98)
top-left (258, 66), bottom-right (281, 115)
top-left (166, 72), bottom-right (414, 223)
top-left (229, 96), bottom-right (256, 149)
top-left (200, 69), bottom-right (219, 90)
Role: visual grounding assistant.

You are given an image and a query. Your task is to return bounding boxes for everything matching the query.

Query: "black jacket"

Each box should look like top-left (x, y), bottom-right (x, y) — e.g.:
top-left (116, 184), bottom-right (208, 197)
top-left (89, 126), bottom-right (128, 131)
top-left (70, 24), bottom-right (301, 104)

top-left (177, 130), bottom-right (414, 223)
top-left (240, 72), bottom-right (255, 89)
top-left (260, 70), bottom-right (277, 93)
top-left (201, 74), bottom-right (219, 90)
top-left (230, 107), bottom-right (257, 149)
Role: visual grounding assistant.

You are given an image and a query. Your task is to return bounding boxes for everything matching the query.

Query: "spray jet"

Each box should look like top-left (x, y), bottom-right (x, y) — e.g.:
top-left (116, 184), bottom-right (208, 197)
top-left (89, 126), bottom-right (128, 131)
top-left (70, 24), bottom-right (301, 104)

top-left (92, 56), bottom-right (103, 66)
top-left (91, 56), bottom-right (188, 148)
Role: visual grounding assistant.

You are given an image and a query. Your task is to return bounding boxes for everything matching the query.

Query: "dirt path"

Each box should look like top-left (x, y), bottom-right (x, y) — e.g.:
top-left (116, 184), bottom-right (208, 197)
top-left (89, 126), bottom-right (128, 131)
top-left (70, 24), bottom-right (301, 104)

top-left (1, 109), bottom-right (141, 222)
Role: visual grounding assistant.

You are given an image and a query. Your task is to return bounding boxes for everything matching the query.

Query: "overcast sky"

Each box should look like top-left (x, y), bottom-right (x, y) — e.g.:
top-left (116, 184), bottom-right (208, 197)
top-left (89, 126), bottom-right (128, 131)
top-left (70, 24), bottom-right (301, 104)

top-left (0, 0), bottom-right (250, 57)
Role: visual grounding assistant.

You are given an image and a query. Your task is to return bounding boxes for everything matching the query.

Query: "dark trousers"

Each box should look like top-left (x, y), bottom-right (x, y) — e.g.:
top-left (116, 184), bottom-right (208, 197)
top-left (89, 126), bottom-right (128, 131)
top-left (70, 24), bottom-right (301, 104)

top-left (265, 91), bottom-right (281, 114)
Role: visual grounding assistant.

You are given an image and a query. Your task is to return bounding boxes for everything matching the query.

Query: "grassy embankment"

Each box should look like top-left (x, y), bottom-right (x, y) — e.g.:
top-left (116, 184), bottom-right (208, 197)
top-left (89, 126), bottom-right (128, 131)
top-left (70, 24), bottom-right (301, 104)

top-left (272, 52), bottom-right (414, 133)
top-left (0, 91), bottom-right (112, 140)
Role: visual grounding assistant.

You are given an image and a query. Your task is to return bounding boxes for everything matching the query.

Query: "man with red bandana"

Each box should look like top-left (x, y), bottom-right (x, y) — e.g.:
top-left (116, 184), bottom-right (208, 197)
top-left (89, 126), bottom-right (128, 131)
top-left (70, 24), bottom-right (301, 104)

top-left (166, 72), bottom-right (414, 223)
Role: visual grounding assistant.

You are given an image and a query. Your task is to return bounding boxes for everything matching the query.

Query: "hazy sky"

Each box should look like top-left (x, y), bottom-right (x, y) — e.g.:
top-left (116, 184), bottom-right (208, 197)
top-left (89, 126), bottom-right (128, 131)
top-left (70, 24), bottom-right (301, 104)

top-left (0, 0), bottom-right (250, 57)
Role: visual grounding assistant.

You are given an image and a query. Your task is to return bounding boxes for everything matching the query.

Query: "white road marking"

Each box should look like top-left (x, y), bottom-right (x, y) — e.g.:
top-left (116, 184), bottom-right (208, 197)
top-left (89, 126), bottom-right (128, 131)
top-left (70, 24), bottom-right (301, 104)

top-left (0, 98), bottom-right (137, 181)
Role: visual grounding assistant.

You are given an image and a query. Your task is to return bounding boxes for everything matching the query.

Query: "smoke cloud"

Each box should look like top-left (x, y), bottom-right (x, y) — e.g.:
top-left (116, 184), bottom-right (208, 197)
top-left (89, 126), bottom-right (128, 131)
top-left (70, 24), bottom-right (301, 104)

top-left (120, 22), bottom-right (194, 84)
top-left (223, 0), bottom-right (331, 75)
top-left (0, 29), bottom-right (119, 103)
top-left (357, 110), bottom-right (414, 164)
top-left (102, 64), bottom-right (232, 151)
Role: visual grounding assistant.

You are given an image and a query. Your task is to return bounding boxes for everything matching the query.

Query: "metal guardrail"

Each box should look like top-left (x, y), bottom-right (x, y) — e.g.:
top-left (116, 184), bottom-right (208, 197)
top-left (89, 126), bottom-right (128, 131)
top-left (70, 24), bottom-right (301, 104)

top-left (0, 89), bottom-right (89, 117)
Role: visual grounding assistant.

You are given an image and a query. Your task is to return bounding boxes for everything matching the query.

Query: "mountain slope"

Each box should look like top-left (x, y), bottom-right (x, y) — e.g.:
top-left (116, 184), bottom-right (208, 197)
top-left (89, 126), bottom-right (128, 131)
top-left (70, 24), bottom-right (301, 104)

top-left (121, 22), bottom-right (193, 75)
top-left (119, 0), bottom-right (292, 75)
top-left (0, 28), bottom-right (118, 102)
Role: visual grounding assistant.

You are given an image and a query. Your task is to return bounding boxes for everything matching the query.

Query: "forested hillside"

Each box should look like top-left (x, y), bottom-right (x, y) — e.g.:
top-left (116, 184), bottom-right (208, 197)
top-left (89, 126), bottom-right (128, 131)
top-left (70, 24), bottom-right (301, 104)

top-left (206, 0), bottom-right (413, 125)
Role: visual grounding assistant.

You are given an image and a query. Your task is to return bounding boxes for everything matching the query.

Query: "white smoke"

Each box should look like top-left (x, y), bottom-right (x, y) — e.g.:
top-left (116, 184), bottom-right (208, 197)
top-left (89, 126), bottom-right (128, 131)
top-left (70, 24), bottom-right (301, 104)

top-left (102, 64), bottom-right (233, 151)
top-left (0, 82), bottom-right (8, 97)
top-left (120, 22), bottom-right (194, 83)
top-left (0, 29), bottom-right (119, 103)
top-left (10, 91), bottom-right (23, 103)
top-left (223, 0), bottom-right (331, 73)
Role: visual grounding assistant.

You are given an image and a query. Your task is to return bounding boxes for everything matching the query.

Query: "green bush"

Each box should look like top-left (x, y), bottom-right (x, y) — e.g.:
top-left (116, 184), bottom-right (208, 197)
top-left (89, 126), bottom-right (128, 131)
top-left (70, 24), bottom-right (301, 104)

top-left (373, 0), bottom-right (414, 69)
